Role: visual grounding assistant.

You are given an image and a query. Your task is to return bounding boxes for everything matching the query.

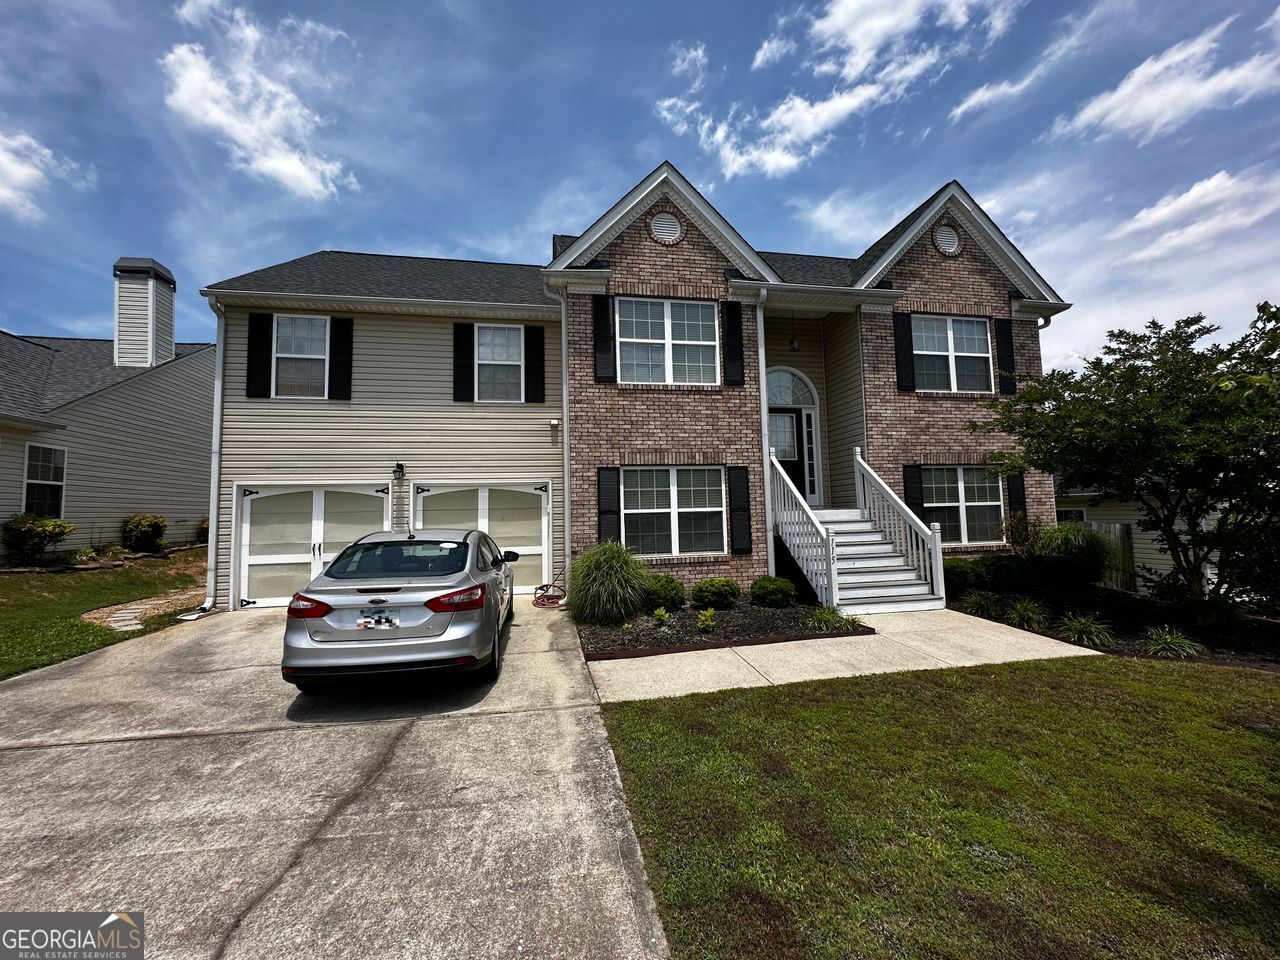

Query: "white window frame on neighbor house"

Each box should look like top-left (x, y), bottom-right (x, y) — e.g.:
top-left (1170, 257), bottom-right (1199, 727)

top-left (475, 323), bottom-right (525, 402)
top-left (1057, 508), bottom-right (1087, 524)
top-left (24, 443), bottom-right (67, 519)
top-left (271, 314), bottom-right (330, 400)
top-left (621, 466), bottom-right (727, 556)
top-left (616, 298), bottom-right (720, 386)
top-left (921, 465), bottom-right (1004, 545)
top-left (911, 314), bottom-right (994, 393)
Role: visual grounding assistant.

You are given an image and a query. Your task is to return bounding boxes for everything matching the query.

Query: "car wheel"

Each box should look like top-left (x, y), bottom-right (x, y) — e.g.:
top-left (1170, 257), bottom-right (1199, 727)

top-left (292, 680), bottom-right (329, 696)
top-left (504, 595), bottom-right (515, 623)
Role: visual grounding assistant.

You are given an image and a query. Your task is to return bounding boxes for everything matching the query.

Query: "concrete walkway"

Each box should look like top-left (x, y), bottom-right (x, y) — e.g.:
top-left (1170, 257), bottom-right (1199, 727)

top-left (589, 608), bottom-right (1100, 702)
top-left (0, 599), bottom-right (667, 960)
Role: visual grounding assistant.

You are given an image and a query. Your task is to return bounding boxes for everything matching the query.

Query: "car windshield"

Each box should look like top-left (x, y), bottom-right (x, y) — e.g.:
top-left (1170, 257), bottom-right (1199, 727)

top-left (326, 539), bottom-right (470, 579)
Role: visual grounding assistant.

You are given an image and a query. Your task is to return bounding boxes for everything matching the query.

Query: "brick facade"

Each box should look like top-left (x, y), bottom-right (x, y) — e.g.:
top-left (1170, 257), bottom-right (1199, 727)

top-left (859, 214), bottom-right (1057, 549)
top-left (566, 197), bottom-right (769, 584)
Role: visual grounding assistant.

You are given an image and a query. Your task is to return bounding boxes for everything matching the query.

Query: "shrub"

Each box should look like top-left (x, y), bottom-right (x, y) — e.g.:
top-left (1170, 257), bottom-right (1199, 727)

top-left (749, 575), bottom-right (796, 608)
top-left (1056, 612), bottom-right (1114, 649)
top-left (95, 542), bottom-right (126, 560)
top-left (1003, 597), bottom-right (1049, 632)
top-left (566, 542), bottom-right (650, 625)
top-left (1141, 625), bottom-right (1206, 659)
top-left (69, 547), bottom-right (96, 565)
top-left (2, 513), bottom-right (75, 563)
top-left (651, 607), bottom-right (671, 627)
top-left (643, 574), bottom-right (686, 613)
top-left (691, 577), bottom-right (741, 610)
top-left (970, 552), bottom-right (1037, 592)
top-left (943, 557), bottom-right (982, 595)
top-left (697, 608), bottom-right (716, 633)
top-left (958, 590), bottom-right (1003, 620)
top-left (122, 514), bottom-right (167, 553)
top-left (1032, 523), bottom-right (1116, 587)
top-left (196, 518), bottom-right (210, 544)
top-left (806, 606), bottom-right (865, 632)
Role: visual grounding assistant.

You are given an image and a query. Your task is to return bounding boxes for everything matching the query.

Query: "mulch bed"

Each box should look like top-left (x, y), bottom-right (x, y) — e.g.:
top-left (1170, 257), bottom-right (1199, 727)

top-left (578, 604), bottom-right (874, 661)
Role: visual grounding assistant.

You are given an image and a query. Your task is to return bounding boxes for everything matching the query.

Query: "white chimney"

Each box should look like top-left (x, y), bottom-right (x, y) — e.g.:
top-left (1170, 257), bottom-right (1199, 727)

top-left (113, 257), bottom-right (176, 367)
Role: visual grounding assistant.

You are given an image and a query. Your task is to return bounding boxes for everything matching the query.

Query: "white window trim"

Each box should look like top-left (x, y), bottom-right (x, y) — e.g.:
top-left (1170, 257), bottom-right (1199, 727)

top-left (616, 298), bottom-right (721, 386)
top-left (23, 442), bottom-right (67, 520)
top-left (912, 314), bottom-right (994, 394)
top-left (622, 466), bottom-right (727, 557)
top-left (475, 323), bottom-right (525, 403)
top-left (271, 314), bottom-right (330, 400)
top-left (922, 465), bottom-right (1005, 545)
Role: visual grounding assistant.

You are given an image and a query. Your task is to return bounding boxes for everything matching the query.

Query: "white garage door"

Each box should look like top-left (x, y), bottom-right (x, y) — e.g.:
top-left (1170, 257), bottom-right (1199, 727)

top-left (238, 484), bottom-right (391, 607)
top-left (414, 483), bottom-right (549, 593)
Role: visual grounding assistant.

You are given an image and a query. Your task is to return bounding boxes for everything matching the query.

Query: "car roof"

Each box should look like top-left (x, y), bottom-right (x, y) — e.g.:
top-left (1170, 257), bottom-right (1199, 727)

top-left (354, 529), bottom-right (478, 544)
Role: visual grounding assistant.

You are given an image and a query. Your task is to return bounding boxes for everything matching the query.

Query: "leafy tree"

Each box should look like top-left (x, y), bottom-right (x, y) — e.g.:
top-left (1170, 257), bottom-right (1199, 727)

top-left (975, 309), bottom-right (1280, 607)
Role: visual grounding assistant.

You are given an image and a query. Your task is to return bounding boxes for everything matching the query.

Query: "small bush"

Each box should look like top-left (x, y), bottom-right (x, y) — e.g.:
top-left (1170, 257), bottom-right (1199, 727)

top-left (691, 577), bottom-right (741, 610)
top-left (1057, 612), bottom-right (1114, 649)
top-left (1003, 596), bottom-right (1049, 632)
top-left (697, 608), bottom-right (716, 633)
top-left (95, 542), bottom-right (126, 560)
top-left (971, 552), bottom-right (1037, 592)
top-left (196, 518), bottom-right (210, 544)
top-left (651, 607), bottom-right (671, 627)
top-left (566, 542), bottom-right (650, 625)
top-left (122, 514), bottom-right (167, 553)
top-left (749, 575), bottom-right (796, 608)
top-left (943, 557), bottom-right (982, 595)
top-left (2, 513), bottom-right (75, 563)
top-left (69, 547), bottom-right (96, 565)
top-left (1033, 523), bottom-right (1116, 587)
top-left (806, 606), bottom-right (865, 632)
top-left (1142, 625), bottom-right (1206, 659)
top-left (644, 574), bottom-right (686, 613)
top-left (958, 590), bottom-right (1003, 620)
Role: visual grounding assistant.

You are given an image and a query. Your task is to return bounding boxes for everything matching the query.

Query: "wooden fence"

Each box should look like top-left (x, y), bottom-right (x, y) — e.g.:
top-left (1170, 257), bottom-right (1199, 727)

top-left (1087, 520), bottom-right (1137, 593)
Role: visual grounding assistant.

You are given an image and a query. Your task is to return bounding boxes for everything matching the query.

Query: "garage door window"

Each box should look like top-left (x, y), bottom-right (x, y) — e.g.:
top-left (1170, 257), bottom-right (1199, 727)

top-left (416, 484), bottom-right (548, 592)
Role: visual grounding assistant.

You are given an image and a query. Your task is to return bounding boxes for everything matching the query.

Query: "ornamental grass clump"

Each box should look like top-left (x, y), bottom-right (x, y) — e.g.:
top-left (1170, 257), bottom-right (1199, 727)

top-left (566, 542), bottom-right (650, 625)
top-left (1003, 597), bottom-right (1049, 632)
top-left (958, 590), bottom-right (1003, 620)
top-left (1056, 612), bottom-right (1115, 649)
top-left (1142, 625), bottom-right (1207, 659)
top-left (806, 606), bottom-right (864, 632)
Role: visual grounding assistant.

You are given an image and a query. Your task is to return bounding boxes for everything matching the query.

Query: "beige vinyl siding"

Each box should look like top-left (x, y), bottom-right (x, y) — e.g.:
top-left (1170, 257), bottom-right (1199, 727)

top-left (154, 281), bottom-right (175, 363)
top-left (821, 309), bottom-right (866, 509)
top-left (763, 315), bottom-right (832, 506)
top-left (0, 427), bottom-right (29, 526)
top-left (214, 308), bottom-right (565, 609)
top-left (115, 274), bottom-right (152, 366)
top-left (1057, 495), bottom-right (1175, 592)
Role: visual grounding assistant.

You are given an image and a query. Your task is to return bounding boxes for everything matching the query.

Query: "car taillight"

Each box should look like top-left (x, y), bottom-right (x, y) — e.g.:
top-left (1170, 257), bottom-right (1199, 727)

top-left (425, 583), bottom-right (486, 613)
top-left (287, 593), bottom-right (333, 618)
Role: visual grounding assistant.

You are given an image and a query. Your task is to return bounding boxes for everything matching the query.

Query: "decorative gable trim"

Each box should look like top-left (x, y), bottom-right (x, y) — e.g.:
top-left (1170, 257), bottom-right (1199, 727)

top-left (547, 162), bottom-right (781, 283)
top-left (854, 183), bottom-right (1065, 304)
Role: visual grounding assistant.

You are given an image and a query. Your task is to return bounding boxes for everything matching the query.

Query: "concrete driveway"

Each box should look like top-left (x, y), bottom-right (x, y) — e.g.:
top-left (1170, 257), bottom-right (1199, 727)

top-left (0, 600), bottom-right (668, 959)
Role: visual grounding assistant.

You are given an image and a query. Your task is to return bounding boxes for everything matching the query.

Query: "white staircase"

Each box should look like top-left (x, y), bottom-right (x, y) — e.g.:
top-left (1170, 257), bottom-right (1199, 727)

top-left (814, 508), bottom-right (945, 614)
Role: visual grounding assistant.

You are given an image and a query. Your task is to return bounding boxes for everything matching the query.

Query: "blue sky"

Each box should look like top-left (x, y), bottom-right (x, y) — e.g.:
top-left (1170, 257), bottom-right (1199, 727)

top-left (2, 0), bottom-right (1278, 368)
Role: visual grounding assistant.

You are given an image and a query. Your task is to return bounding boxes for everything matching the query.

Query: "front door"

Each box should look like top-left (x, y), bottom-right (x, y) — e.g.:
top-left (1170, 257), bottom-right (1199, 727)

top-left (768, 408), bottom-right (807, 494)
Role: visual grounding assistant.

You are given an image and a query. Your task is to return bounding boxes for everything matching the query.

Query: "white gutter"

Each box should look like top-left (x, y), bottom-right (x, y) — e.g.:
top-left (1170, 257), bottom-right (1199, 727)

top-left (756, 288), bottom-right (775, 575)
top-left (197, 294), bottom-right (226, 612)
top-left (543, 283), bottom-right (572, 604)
top-left (198, 288), bottom-right (560, 319)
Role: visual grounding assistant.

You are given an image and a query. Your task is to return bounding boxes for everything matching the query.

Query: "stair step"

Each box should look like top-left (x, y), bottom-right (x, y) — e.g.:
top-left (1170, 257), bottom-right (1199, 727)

top-left (824, 521), bottom-right (879, 535)
top-left (830, 530), bottom-right (887, 544)
top-left (837, 555), bottom-right (911, 571)
top-left (838, 581), bottom-right (933, 600)
top-left (838, 596), bottom-right (946, 615)
top-left (836, 541), bottom-right (901, 556)
top-left (814, 509), bottom-right (864, 522)
top-left (837, 568), bottom-right (921, 586)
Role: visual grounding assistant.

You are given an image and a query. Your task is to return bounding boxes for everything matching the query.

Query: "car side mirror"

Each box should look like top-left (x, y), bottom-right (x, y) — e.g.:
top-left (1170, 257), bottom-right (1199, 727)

top-left (502, 550), bottom-right (520, 564)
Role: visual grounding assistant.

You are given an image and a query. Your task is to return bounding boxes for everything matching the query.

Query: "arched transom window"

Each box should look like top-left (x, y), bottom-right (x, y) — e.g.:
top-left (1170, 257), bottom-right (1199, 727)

top-left (767, 369), bottom-right (815, 407)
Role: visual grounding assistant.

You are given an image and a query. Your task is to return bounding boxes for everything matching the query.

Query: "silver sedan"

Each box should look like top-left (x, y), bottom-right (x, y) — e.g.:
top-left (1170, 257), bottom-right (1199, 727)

top-left (281, 529), bottom-right (516, 694)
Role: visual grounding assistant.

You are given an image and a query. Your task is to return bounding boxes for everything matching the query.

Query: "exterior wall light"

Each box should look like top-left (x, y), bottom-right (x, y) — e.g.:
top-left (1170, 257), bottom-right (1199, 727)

top-left (392, 462), bottom-right (406, 482)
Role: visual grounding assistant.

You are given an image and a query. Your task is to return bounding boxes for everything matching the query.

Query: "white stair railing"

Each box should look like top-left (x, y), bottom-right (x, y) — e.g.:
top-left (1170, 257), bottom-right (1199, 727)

top-left (770, 450), bottom-right (838, 606)
top-left (852, 446), bottom-right (946, 600)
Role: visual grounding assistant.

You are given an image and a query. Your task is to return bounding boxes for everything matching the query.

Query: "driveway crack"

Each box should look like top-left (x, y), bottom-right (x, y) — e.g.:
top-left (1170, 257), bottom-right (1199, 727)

top-left (211, 718), bottom-right (414, 960)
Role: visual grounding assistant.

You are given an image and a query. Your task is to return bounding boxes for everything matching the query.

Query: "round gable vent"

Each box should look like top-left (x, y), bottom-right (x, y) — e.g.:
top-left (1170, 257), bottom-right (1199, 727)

top-left (933, 223), bottom-right (961, 255)
top-left (650, 211), bottom-right (683, 244)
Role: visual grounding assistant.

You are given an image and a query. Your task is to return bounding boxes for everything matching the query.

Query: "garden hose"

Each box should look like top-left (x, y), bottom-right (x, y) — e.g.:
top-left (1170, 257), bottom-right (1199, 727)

top-left (533, 566), bottom-right (567, 608)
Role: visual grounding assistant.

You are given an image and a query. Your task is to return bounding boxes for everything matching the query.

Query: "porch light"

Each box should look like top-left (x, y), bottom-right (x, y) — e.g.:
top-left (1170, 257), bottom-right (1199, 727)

top-left (788, 313), bottom-right (800, 351)
top-left (392, 462), bottom-right (406, 481)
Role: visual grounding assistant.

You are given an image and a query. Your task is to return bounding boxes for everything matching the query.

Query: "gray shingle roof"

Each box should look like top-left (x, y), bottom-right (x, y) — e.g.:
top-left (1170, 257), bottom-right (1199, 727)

top-left (206, 250), bottom-right (556, 306)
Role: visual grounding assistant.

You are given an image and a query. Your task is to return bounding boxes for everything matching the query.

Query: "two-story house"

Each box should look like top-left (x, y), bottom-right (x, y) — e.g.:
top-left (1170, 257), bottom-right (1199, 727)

top-left (198, 162), bottom-right (1069, 615)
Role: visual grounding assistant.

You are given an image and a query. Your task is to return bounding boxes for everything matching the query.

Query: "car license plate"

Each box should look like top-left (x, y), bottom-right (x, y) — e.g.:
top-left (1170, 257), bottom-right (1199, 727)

top-left (357, 608), bottom-right (400, 630)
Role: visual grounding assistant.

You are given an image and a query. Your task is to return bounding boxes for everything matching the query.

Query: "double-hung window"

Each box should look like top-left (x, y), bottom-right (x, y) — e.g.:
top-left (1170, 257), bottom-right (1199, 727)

top-left (912, 315), bottom-right (993, 392)
top-left (476, 324), bottom-right (523, 401)
top-left (617, 298), bottom-right (718, 385)
top-left (273, 315), bottom-right (328, 398)
top-left (25, 444), bottom-right (66, 518)
top-left (621, 467), bottom-right (725, 555)
top-left (921, 466), bottom-right (1004, 544)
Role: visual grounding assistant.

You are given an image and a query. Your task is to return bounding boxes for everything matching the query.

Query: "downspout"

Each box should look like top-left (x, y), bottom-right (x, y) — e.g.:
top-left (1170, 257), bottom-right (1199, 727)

top-left (544, 283), bottom-right (572, 604)
top-left (196, 294), bottom-right (226, 612)
top-left (756, 288), bottom-right (775, 575)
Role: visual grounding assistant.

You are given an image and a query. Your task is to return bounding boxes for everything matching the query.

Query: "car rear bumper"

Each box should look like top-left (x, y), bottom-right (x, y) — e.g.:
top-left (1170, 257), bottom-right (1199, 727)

top-left (282, 652), bottom-right (490, 681)
top-left (281, 608), bottom-right (495, 675)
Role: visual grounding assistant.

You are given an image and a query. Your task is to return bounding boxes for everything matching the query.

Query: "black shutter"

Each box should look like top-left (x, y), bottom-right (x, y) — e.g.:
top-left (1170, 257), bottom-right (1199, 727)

top-left (995, 317), bottom-right (1016, 395)
top-left (328, 317), bottom-right (353, 400)
top-left (245, 313), bottom-right (272, 398)
top-left (598, 468), bottom-right (621, 543)
top-left (727, 466), bottom-right (752, 554)
top-left (902, 465), bottom-right (925, 522)
top-left (721, 301), bottom-right (744, 386)
top-left (524, 325), bottom-right (545, 403)
top-left (1006, 472), bottom-right (1027, 516)
top-left (453, 322), bottom-right (474, 402)
top-left (592, 295), bottom-right (615, 383)
top-left (893, 312), bottom-right (915, 392)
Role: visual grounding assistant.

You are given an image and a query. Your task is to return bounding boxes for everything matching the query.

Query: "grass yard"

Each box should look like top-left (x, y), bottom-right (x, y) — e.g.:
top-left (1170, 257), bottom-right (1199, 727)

top-left (0, 548), bottom-right (205, 680)
top-left (604, 656), bottom-right (1280, 960)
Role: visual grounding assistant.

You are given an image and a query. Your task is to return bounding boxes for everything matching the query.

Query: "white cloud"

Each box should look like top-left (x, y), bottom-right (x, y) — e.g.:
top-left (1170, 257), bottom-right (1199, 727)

top-left (752, 35), bottom-right (797, 70)
top-left (792, 188), bottom-right (899, 248)
top-left (0, 131), bottom-right (94, 222)
top-left (670, 41), bottom-right (708, 91)
top-left (161, 4), bottom-right (357, 200)
top-left (464, 179), bottom-right (612, 263)
top-left (1050, 17), bottom-right (1280, 144)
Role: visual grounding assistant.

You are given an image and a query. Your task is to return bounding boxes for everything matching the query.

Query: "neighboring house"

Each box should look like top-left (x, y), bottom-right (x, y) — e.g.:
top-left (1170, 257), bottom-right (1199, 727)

top-left (0, 259), bottom-right (215, 556)
top-left (199, 162), bottom-right (1069, 614)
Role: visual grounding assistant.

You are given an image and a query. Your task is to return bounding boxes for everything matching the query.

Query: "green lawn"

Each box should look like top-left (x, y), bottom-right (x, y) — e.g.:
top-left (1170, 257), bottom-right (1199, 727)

top-left (0, 549), bottom-right (205, 680)
top-left (603, 657), bottom-right (1280, 960)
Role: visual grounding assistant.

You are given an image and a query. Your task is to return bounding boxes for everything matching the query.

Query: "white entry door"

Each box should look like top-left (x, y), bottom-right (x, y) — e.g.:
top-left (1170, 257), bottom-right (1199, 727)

top-left (239, 485), bottom-right (391, 607)
top-left (415, 483), bottom-right (549, 593)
